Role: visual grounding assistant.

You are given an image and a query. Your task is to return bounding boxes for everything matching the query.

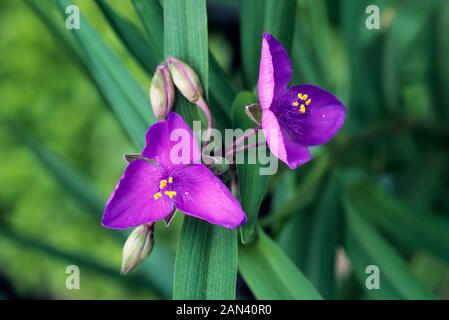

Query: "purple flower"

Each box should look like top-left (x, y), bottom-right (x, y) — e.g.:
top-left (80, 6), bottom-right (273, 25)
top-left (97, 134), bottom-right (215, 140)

top-left (258, 33), bottom-right (346, 169)
top-left (102, 112), bottom-right (246, 229)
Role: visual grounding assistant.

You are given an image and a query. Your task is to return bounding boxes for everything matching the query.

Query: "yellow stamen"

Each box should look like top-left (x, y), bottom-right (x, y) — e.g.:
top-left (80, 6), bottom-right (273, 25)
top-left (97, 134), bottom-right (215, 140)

top-left (153, 192), bottom-right (162, 200)
top-left (159, 179), bottom-right (167, 189)
top-left (305, 99), bottom-right (312, 106)
top-left (292, 101), bottom-right (299, 107)
top-left (168, 177), bottom-right (173, 183)
top-left (297, 93), bottom-right (303, 99)
top-left (299, 105), bottom-right (306, 113)
top-left (164, 191), bottom-right (177, 198)
top-left (302, 94), bottom-right (308, 101)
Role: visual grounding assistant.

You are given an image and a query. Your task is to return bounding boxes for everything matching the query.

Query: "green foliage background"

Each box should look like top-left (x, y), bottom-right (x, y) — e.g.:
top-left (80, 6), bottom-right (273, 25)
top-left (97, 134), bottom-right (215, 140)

top-left (1, 0), bottom-right (449, 299)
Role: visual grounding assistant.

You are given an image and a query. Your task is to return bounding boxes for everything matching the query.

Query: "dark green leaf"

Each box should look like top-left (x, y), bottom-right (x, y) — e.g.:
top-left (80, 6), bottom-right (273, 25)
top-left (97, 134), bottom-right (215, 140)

top-left (343, 193), bottom-right (435, 300)
top-left (306, 174), bottom-right (339, 299)
top-left (240, 0), bottom-right (265, 88)
top-left (232, 91), bottom-right (269, 244)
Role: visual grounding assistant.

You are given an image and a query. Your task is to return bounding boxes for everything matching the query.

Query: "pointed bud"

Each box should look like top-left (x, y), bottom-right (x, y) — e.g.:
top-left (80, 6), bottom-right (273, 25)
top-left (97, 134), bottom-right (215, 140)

top-left (150, 64), bottom-right (174, 120)
top-left (245, 103), bottom-right (262, 126)
top-left (121, 223), bottom-right (154, 275)
top-left (166, 57), bottom-right (203, 103)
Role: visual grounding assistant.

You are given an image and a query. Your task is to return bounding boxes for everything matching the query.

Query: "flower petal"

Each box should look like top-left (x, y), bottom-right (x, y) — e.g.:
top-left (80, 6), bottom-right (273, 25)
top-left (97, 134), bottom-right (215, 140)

top-left (173, 164), bottom-right (246, 229)
top-left (102, 159), bottom-right (174, 229)
top-left (258, 33), bottom-right (292, 110)
top-left (288, 84), bottom-right (346, 146)
top-left (262, 109), bottom-right (312, 169)
top-left (142, 112), bottom-right (201, 168)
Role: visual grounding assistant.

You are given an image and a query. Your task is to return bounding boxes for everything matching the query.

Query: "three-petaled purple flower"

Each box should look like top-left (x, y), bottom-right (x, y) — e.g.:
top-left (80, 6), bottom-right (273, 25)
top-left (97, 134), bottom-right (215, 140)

top-left (102, 112), bottom-right (246, 229)
top-left (258, 33), bottom-right (346, 169)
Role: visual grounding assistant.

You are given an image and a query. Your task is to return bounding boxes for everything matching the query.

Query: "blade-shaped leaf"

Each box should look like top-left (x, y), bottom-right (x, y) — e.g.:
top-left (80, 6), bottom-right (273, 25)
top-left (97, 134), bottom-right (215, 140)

top-left (240, 0), bottom-right (265, 88)
top-left (164, 0), bottom-right (238, 300)
top-left (95, 0), bottom-right (159, 73)
top-left (131, 0), bottom-right (164, 60)
top-left (348, 181), bottom-right (449, 265)
top-left (56, 0), bottom-right (153, 148)
top-left (232, 91), bottom-right (269, 243)
top-left (306, 174), bottom-right (340, 299)
top-left (263, 0), bottom-right (297, 54)
top-left (173, 218), bottom-right (237, 299)
top-left (343, 193), bottom-right (435, 300)
top-left (239, 228), bottom-right (322, 300)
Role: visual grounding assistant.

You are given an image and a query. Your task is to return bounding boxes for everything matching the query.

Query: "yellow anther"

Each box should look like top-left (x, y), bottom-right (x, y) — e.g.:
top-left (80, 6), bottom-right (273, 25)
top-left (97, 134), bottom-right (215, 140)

top-left (305, 99), bottom-right (312, 106)
top-left (159, 179), bottom-right (167, 189)
top-left (297, 93), bottom-right (303, 99)
top-left (302, 94), bottom-right (308, 101)
top-left (292, 101), bottom-right (299, 107)
top-left (299, 105), bottom-right (306, 113)
top-left (168, 177), bottom-right (173, 183)
top-left (164, 190), bottom-right (177, 199)
top-left (153, 192), bottom-right (162, 200)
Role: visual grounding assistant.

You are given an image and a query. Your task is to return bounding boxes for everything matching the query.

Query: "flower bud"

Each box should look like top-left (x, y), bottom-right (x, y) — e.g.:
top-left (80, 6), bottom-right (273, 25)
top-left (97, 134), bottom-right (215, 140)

top-left (150, 64), bottom-right (174, 120)
top-left (166, 57), bottom-right (203, 103)
top-left (121, 223), bottom-right (154, 275)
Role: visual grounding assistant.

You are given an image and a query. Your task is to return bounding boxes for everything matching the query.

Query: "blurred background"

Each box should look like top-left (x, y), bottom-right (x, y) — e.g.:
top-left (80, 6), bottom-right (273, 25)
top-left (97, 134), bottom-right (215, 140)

top-left (1, 0), bottom-right (449, 299)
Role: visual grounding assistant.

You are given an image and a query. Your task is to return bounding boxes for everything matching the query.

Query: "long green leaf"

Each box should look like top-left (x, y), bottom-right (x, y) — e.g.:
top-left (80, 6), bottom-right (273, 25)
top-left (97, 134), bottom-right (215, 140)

top-left (0, 227), bottom-right (160, 295)
top-left (56, 0), bottom-right (153, 148)
top-left (343, 193), bottom-right (435, 300)
top-left (173, 219), bottom-right (237, 299)
top-left (263, 0), bottom-right (297, 54)
top-left (232, 91), bottom-right (269, 243)
top-left (240, 0), bottom-right (265, 88)
top-left (131, 0), bottom-right (164, 60)
top-left (239, 228), bottom-right (322, 300)
top-left (95, 0), bottom-right (159, 73)
top-left (348, 182), bottom-right (449, 265)
top-left (306, 174), bottom-right (339, 299)
top-left (164, 0), bottom-right (238, 300)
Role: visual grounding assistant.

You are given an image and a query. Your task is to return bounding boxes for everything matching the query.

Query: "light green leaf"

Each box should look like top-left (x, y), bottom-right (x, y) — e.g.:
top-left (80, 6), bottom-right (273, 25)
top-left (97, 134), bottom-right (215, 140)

top-left (239, 228), bottom-right (323, 300)
top-left (164, 0), bottom-right (238, 300)
top-left (173, 219), bottom-right (237, 299)
top-left (56, 0), bottom-right (153, 148)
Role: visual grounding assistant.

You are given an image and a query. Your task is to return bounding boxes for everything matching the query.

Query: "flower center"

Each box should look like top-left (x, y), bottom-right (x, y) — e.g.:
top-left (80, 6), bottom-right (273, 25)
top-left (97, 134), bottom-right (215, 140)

top-left (153, 176), bottom-right (177, 200)
top-left (291, 92), bottom-right (312, 113)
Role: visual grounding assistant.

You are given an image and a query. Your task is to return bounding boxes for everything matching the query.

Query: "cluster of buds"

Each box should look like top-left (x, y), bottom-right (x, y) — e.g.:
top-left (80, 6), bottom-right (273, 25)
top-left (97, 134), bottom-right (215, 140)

top-left (125, 58), bottom-right (214, 274)
top-left (149, 57), bottom-right (212, 141)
